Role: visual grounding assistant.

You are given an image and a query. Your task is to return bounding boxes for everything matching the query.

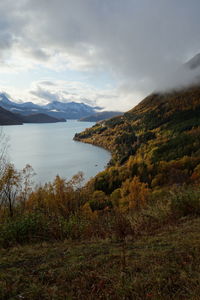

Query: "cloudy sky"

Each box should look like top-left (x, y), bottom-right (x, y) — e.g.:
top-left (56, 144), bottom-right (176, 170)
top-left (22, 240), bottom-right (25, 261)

top-left (0, 0), bottom-right (200, 111)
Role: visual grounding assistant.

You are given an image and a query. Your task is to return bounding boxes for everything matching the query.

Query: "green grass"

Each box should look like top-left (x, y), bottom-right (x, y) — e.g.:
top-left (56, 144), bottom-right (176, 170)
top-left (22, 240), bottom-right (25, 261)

top-left (1, 217), bottom-right (200, 299)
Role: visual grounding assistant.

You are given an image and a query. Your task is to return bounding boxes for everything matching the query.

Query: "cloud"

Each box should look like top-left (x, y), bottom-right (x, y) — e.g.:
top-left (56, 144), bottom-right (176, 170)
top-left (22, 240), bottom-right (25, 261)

top-left (23, 1), bottom-right (200, 84)
top-left (29, 80), bottom-right (123, 109)
top-left (1, 79), bottom-right (129, 111)
top-left (38, 80), bottom-right (56, 86)
top-left (0, 0), bottom-right (200, 110)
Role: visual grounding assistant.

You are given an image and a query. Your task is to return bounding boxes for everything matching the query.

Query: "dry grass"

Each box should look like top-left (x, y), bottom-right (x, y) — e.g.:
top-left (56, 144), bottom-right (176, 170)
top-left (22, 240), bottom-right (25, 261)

top-left (1, 217), bottom-right (200, 299)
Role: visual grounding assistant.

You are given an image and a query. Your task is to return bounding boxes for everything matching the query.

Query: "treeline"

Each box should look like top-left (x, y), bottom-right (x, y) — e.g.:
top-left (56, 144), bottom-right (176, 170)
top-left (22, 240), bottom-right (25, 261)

top-left (0, 160), bottom-right (200, 248)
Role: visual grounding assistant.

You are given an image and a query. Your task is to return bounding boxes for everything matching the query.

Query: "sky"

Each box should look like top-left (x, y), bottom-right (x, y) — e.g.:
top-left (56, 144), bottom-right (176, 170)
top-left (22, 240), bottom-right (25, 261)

top-left (0, 0), bottom-right (200, 111)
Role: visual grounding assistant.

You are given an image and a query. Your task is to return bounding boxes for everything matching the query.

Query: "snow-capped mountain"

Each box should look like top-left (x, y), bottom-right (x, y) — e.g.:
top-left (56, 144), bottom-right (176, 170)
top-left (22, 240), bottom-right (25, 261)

top-left (0, 93), bottom-right (19, 107)
top-left (0, 94), bottom-right (40, 111)
top-left (42, 101), bottom-right (94, 114)
top-left (18, 102), bottom-right (40, 109)
top-left (0, 93), bottom-right (99, 119)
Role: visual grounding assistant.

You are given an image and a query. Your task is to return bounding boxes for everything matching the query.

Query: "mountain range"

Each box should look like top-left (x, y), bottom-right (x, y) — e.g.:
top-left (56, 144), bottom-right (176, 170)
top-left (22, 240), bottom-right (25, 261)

top-left (0, 93), bottom-right (99, 120)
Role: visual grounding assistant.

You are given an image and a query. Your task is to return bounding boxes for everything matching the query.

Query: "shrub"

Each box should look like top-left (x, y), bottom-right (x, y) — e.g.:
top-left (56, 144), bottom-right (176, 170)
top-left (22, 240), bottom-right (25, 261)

top-left (89, 191), bottom-right (112, 211)
top-left (170, 188), bottom-right (200, 217)
top-left (60, 214), bottom-right (88, 240)
top-left (0, 212), bottom-right (49, 247)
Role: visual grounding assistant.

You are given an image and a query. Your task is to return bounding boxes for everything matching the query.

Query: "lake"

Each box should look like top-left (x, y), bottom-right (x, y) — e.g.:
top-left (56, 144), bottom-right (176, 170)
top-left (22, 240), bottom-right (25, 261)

top-left (3, 120), bottom-right (111, 185)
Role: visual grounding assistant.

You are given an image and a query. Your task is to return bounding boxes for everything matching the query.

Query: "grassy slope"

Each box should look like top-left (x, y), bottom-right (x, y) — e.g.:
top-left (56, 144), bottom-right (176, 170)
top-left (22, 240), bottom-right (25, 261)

top-left (1, 217), bottom-right (200, 299)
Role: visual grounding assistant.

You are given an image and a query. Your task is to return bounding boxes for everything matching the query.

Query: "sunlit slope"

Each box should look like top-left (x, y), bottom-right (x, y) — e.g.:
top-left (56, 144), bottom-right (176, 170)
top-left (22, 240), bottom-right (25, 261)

top-left (74, 85), bottom-right (200, 191)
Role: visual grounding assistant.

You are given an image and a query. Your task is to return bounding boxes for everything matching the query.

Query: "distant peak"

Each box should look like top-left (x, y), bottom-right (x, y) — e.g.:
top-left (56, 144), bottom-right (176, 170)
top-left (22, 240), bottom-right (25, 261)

top-left (185, 53), bottom-right (200, 70)
top-left (0, 93), bottom-right (13, 104)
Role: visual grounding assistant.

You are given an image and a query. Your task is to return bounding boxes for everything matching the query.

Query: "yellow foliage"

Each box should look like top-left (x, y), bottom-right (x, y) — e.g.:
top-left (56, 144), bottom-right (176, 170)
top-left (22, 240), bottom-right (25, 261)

top-left (110, 188), bottom-right (121, 208)
top-left (81, 202), bottom-right (97, 220)
top-left (191, 164), bottom-right (200, 183)
top-left (120, 176), bottom-right (149, 211)
top-left (26, 174), bottom-right (84, 217)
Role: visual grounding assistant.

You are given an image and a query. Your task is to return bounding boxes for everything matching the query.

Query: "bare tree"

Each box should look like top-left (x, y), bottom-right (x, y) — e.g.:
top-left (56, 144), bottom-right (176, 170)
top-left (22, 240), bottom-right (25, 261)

top-left (18, 164), bottom-right (36, 210)
top-left (0, 128), bottom-right (9, 174)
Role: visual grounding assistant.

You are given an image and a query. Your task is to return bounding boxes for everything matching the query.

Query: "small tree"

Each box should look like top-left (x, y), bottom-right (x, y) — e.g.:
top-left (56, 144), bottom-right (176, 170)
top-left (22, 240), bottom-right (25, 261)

top-left (18, 164), bottom-right (35, 210)
top-left (0, 128), bottom-right (9, 173)
top-left (0, 164), bottom-right (21, 217)
top-left (120, 176), bottom-right (149, 212)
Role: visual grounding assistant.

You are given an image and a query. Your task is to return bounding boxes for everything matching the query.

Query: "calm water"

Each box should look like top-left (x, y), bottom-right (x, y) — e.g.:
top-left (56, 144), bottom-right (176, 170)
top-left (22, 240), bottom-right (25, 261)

top-left (3, 120), bottom-right (111, 185)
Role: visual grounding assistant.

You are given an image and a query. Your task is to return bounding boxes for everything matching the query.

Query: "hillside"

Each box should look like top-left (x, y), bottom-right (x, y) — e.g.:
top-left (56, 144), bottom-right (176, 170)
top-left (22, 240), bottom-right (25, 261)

top-left (0, 106), bottom-right (23, 125)
top-left (79, 111), bottom-right (123, 122)
top-left (74, 85), bottom-right (200, 193)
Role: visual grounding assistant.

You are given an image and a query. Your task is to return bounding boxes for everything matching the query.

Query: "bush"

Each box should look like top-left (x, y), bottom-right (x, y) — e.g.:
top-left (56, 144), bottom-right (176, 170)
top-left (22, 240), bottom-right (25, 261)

top-left (170, 188), bottom-right (200, 217)
top-left (0, 212), bottom-right (49, 247)
top-left (60, 214), bottom-right (88, 240)
top-left (89, 191), bottom-right (112, 211)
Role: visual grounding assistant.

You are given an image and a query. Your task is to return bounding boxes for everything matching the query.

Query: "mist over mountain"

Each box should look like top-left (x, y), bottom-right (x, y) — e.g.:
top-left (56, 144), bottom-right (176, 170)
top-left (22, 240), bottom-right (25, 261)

top-left (1, 51), bottom-right (200, 124)
top-left (185, 53), bottom-right (200, 70)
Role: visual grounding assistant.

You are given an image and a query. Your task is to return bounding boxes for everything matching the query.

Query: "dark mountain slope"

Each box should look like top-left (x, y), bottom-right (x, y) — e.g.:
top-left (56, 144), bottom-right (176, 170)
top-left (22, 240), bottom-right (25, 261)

top-left (74, 85), bottom-right (200, 193)
top-left (0, 106), bottom-right (23, 125)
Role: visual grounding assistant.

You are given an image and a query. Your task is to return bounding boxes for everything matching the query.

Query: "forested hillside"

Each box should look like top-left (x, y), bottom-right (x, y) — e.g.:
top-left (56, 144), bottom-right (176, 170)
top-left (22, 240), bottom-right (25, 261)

top-left (75, 85), bottom-right (200, 194)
